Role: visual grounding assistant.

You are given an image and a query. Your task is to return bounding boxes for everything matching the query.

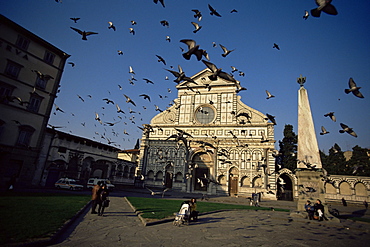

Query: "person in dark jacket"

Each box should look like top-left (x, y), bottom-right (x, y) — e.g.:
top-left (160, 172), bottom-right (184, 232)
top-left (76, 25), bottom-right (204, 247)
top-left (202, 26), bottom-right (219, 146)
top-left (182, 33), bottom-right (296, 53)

top-left (314, 199), bottom-right (328, 221)
top-left (305, 200), bottom-right (315, 220)
top-left (98, 184), bottom-right (110, 216)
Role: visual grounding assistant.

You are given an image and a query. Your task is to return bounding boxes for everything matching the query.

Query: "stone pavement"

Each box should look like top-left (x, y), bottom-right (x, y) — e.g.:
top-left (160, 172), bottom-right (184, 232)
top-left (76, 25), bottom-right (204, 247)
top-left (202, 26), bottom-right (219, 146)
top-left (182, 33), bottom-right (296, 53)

top-left (49, 192), bottom-right (370, 247)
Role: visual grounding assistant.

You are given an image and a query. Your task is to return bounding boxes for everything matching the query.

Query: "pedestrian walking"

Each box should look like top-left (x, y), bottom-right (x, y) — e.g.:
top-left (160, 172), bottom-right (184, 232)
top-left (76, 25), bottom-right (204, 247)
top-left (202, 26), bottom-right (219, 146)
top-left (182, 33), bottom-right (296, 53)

top-left (342, 197), bottom-right (347, 206)
top-left (98, 184), bottom-right (110, 216)
top-left (91, 181), bottom-right (102, 214)
top-left (364, 200), bottom-right (368, 209)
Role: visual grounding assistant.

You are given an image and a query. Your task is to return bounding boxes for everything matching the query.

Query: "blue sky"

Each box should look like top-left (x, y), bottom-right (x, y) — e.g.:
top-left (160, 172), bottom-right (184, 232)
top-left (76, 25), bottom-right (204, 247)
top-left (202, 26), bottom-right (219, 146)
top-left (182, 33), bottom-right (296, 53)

top-left (1, 0), bottom-right (369, 152)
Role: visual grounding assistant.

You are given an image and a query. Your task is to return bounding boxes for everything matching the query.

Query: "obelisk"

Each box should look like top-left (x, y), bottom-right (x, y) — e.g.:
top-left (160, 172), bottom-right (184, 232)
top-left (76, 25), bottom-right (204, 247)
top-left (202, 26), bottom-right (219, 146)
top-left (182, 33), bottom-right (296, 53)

top-left (295, 75), bottom-right (325, 212)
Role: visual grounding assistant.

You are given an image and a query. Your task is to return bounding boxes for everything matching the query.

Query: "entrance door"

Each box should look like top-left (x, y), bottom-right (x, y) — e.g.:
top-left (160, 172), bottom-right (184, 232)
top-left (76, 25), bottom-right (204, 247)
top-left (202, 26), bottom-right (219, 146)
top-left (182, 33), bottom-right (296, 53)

top-left (229, 175), bottom-right (238, 195)
top-left (164, 171), bottom-right (173, 188)
top-left (277, 173), bottom-right (293, 201)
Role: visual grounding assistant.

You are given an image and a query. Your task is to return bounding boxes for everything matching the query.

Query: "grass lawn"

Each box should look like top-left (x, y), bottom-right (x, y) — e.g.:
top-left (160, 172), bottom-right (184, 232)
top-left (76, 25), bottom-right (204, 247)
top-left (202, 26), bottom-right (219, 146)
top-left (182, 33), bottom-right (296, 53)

top-left (0, 191), bottom-right (90, 245)
top-left (126, 197), bottom-right (289, 220)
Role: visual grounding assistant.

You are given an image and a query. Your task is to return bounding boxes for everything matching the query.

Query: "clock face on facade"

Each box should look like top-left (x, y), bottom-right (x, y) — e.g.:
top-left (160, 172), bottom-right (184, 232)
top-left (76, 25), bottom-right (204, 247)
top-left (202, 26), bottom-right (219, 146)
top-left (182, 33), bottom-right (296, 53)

top-left (195, 106), bottom-right (215, 124)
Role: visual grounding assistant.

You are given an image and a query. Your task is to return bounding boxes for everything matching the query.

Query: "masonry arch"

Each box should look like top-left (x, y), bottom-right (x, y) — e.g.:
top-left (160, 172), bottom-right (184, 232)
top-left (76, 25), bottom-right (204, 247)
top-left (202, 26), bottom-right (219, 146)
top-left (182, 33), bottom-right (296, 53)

top-left (191, 151), bottom-right (213, 192)
top-left (339, 181), bottom-right (352, 195)
top-left (277, 173), bottom-right (293, 201)
top-left (354, 182), bottom-right (367, 196)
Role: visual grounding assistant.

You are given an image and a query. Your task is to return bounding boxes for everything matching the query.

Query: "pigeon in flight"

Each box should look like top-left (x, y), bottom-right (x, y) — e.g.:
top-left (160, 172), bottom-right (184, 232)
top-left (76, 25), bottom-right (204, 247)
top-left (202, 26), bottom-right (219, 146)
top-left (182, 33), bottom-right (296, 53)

top-left (95, 112), bottom-right (102, 124)
top-left (129, 27), bottom-right (135, 35)
top-left (153, 0), bottom-right (165, 8)
top-left (273, 43), bottom-right (280, 50)
top-left (208, 4), bottom-right (222, 17)
top-left (230, 9), bottom-right (238, 13)
top-left (166, 35), bottom-right (171, 42)
top-left (116, 104), bottom-right (125, 114)
top-left (311, 0), bottom-right (338, 18)
top-left (219, 44), bottom-right (234, 57)
top-left (31, 70), bottom-right (54, 80)
top-left (191, 22), bottom-right (202, 33)
top-left (265, 90), bottom-right (275, 99)
top-left (70, 17), bottom-right (80, 23)
top-left (53, 103), bottom-right (64, 113)
top-left (139, 94), bottom-right (151, 102)
top-left (124, 94), bottom-right (136, 106)
top-left (192, 9), bottom-right (202, 21)
top-left (77, 94), bottom-right (84, 102)
top-left (156, 55), bottom-right (166, 65)
top-left (117, 50), bottom-right (123, 55)
top-left (324, 112), bottom-right (336, 122)
top-left (108, 21), bottom-right (116, 31)
top-left (345, 78), bottom-right (364, 98)
top-left (265, 113), bottom-right (277, 125)
top-left (339, 123), bottom-right (357, 137)
top-left (160, 20), bottom-right (169, 27)
top-left (143, 78), bottom-right (154, 84)
top-left (131, 20), bottom-right (137, 25)
top-left (202, 60), bottom-right (237, 83)
top-left (320, 126), bottom-right (329, 135)
top-left (165, 65), bottom-right (196, 84)
top-left (180, 39), bottom-right (206, 61)
top-left (102, 98), bottom-right (114, 104)
top-left (68, 62), bottom-right (75, 67)
top-left (303, 10), bottom-right (309, 20)
top-left (129, 66), bottom-right (135, 74)
top-left (70, 27), bottom-right (98, 40)
top-left (231, 66), bottom-right (238, 73)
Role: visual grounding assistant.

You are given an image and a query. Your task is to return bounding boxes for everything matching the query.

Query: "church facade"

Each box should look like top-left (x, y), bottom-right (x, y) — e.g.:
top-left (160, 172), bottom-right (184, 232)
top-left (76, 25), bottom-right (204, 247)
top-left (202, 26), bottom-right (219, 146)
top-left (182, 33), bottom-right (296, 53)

top-left (138, 68), bottom-right (277, 198)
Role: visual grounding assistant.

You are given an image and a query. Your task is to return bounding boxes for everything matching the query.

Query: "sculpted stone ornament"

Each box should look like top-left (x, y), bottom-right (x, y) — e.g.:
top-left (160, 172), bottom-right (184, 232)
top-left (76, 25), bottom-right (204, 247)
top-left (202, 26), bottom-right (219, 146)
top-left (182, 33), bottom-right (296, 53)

top-left (297, 74), bottom-right (306, 87)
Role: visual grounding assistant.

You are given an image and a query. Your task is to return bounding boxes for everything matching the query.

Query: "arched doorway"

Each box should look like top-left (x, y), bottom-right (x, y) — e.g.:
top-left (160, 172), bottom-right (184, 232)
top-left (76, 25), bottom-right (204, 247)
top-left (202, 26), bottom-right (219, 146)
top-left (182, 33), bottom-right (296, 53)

top-left (164, 162), bottom-right (174, 188)
top-left (229, 167), bottom-right (239, 196)
top-left (277, 173), bottom-right (293, 201)
top-left (191, 152), bottom-right (212, 192)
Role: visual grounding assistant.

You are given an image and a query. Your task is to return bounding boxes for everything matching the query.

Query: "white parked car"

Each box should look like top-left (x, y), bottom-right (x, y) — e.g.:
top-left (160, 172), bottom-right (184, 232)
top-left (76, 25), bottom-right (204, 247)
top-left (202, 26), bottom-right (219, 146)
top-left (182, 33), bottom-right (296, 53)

top-left (86, 178), bottom-right (115, 191)
top-left (55, 178), bottom-right (84, 191)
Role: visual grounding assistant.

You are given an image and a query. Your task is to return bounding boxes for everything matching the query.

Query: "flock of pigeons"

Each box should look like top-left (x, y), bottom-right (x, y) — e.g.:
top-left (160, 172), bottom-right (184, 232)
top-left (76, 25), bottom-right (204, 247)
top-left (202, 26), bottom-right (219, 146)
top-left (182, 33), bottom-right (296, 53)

top-left (47, 0), bottom-right (366, 151)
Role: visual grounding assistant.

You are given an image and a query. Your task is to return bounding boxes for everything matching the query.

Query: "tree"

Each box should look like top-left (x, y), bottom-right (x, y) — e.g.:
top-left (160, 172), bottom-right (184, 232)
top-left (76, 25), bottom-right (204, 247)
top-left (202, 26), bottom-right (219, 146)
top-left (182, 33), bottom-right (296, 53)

top-left (347, 145), bottom-right (370, 176)
top-left (277, 124), bottom-right (297, 171)
top-left (322, 144), bottom-right (347, 175)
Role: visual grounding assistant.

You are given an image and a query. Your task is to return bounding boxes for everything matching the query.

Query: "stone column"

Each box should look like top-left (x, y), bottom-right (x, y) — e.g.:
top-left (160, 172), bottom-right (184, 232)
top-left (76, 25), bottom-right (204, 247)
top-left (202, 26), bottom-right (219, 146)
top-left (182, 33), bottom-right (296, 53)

top-left (296, 80), bottom-right (326, 213)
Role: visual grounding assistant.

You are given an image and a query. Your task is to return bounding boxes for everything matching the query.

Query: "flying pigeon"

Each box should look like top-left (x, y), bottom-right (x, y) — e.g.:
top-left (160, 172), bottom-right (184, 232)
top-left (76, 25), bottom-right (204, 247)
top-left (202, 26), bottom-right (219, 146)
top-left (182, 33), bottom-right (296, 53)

top-left (68, 62), bottom-right (75, 67)
top-left (345, 78), bottom-right (364, 98)
top-left (265, 90), bottom-right (275, 99)
top-left (191, 22), bottom-right (202, 33)
top-left (129, 27), bottom-right (135, 35)
top-left (70, 17), bottom-right (80, 23)
top-left (192, 9), bottom-right (202, 21)
top-left (324, 112), bottom-right (336, 122)
top-left (123, 94), bottom-right (136, 106)
top-left (311, 0), bottom-right (338, 18)
top-left (219, 44), bottom-right (234, 57)
top-left (117, 50), bottom-right (123, 55)
top-left (139, 94), bottom-right (151, 102)
top-left (265, 113), bottom-right (277, 125)
top-left (303, 10), bottom-right (309, 20)
top-left (180, 39), bottom-right (205, 61)
top-left (208, 4), bottom-right (222, 17)
top-left (153, 0), bottom-right (165, 8)
top-left (70, 27), bottom-right (98, 40)
top-left (160, 20), bottom-right (169, 27)
top-left (31, 70), bottom-right (54, 80)
top-left (230, 9), bottom-right (238, 13)
top-left (131, 20), bottom-right (137, 25)
top-left (143, 78), bottom-right (154, 84)
top-left (116, 104), bottom-right (125, 114)
top-left (156, 55), bottom-right (166, 65)
top-left (166, 35), bottom-right (171, 42)
top-left (108, 21), bottom-right (116, 31)
top-left (165, 65), bottom-right (196, 84)
top-left (320, 126), bottom-right (329, 135)
top-left (339, 123), bottom-right (357, 137)
top-left (273, 43), bottom-right (280, 50)
top-left (202, 60), bottom-right (237, 83)
top-left (129, 66), bottom-right (135, 74)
